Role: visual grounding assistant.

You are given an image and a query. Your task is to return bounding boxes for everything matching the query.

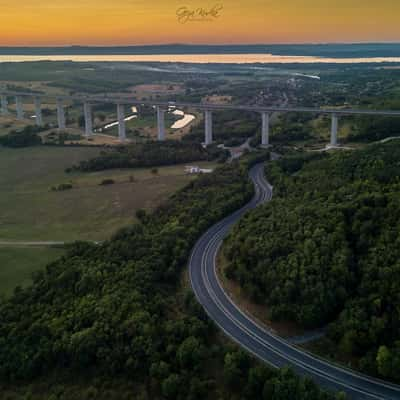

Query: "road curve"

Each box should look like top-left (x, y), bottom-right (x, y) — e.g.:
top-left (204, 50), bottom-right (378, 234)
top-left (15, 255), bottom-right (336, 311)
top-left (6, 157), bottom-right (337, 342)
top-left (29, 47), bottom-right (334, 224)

top-left (189, 163), bottom-right (400, 400)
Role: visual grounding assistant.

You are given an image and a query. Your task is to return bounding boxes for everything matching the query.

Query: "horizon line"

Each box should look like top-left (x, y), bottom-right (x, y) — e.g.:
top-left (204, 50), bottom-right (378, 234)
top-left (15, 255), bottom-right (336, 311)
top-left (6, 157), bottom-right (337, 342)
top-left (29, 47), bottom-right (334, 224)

top-left (1, 41), bottom-right (400, 48)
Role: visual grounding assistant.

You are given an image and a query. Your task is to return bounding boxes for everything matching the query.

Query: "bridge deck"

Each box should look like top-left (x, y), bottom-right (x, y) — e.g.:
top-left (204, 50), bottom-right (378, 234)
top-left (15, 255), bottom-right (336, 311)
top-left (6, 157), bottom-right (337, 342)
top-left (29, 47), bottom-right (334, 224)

top-left (2, 91), bottom-right (400, 117)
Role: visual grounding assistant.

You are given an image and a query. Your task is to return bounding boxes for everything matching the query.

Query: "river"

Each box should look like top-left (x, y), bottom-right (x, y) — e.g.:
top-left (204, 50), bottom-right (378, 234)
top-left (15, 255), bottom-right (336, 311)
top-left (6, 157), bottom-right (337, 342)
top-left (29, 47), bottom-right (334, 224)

top-left (98, 106), bottom-right (195, 132)
top-left (170, 109), bottom-right (196, 129)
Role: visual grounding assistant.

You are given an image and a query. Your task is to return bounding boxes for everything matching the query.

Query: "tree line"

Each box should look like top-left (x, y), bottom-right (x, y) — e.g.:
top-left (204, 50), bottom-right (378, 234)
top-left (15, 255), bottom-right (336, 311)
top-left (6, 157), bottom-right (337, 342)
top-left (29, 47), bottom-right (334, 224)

top-left (0, 125), bottom-right (45, 147)
top-left (68, 140), bottom-right (228, 172)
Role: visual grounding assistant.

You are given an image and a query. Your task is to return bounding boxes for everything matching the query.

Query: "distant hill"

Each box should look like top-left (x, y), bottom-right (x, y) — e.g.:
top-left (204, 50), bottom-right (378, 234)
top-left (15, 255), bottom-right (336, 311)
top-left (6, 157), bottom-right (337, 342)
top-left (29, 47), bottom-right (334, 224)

top-left (0, 43), bottom-right (400, 57)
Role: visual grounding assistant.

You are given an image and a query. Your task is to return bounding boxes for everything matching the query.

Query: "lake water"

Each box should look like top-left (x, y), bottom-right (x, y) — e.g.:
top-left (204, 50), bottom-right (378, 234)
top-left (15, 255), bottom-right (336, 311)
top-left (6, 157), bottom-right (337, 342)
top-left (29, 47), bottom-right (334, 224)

top-left (1, 54), bottom-right (400, 64)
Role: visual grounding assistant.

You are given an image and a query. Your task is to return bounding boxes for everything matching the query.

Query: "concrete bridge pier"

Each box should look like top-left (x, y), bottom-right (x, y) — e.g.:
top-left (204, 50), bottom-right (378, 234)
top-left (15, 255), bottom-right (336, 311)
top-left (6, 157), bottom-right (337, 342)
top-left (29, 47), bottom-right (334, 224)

top-left (15, 96), bottom-right (24, 120)
top-left (156, 106), bottom-right (166, 141)
top-left (34, 97), bottom-right (43, 126)
top-left (117, 104), bottom-right (126, 142)
top-left (1, 95), bottom-right (8, 116)
top-left (56, 99), bottom-right (66, 130)
top-left (84, 102), bottom-right (93, 137)
top-left (261, 112), bottom-right (270, 147)
top-left (204, 110), bottom-right (213, 145)
top-left (330, 114), bottom-right (338, 146)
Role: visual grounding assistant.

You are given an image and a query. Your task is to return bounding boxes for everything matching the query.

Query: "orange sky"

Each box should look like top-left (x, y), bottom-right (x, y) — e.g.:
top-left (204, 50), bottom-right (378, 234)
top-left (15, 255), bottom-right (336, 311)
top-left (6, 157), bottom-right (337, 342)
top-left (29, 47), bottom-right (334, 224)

top-left (0, 0), bottom-right (399, 46)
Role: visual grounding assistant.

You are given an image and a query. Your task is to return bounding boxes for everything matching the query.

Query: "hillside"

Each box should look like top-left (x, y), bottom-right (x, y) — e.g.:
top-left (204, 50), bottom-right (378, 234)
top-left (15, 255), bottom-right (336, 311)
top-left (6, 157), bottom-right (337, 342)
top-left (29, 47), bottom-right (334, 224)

top-left (223, 143), bottom-right (400, 382)
top-left (0, 154), bottom-right (339, 400)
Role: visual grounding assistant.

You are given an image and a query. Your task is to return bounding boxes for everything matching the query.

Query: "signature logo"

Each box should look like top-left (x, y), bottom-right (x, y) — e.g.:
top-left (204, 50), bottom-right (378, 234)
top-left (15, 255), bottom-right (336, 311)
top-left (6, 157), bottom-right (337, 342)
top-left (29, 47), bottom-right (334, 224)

top-left (176, 4), bottom-right (223, 24)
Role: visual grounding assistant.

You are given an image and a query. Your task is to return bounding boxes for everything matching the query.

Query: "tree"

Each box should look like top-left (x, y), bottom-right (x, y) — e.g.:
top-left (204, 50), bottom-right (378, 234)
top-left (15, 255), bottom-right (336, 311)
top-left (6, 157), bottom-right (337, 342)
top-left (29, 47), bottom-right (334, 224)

top-left (223, 350), bottom-right (250, 388)
top-left (162, 374), bottom-right (181, 399)
top-left (376, 346), bottom-right (392, 378)
top-left (177, 336), bottom-right (204, 370)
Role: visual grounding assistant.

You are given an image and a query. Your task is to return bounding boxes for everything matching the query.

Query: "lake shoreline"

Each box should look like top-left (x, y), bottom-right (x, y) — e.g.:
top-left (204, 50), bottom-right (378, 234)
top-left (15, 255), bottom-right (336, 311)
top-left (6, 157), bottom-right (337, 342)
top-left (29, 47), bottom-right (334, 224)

top-left (1, 53), bottom-right (400, 64)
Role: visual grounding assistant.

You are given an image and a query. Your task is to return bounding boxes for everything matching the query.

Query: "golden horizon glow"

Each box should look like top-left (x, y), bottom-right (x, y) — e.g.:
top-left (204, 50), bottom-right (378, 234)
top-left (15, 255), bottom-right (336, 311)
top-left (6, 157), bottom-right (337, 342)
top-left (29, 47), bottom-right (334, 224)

top-left (0, 0), bottom-right (399, 46)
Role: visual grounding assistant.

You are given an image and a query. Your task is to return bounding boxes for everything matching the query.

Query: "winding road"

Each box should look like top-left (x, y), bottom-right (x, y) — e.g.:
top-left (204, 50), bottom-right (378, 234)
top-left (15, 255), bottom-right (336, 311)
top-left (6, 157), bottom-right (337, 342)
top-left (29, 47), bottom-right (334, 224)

top-left (188, 163), bottom-right (400, 399)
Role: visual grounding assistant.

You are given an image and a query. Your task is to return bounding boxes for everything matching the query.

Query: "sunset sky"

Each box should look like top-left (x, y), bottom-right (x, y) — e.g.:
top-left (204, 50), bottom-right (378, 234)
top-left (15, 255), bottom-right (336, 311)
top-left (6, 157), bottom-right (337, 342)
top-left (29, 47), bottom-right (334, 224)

top-left (0, 0), bottom-right (399, 46)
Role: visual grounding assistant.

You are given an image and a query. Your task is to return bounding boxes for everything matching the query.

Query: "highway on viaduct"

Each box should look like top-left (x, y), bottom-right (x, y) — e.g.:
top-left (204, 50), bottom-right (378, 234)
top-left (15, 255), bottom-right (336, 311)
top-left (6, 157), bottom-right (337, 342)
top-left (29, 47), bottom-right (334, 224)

top-left (188, 163), bottom-right (400, 399)
top-left (3, 90), bottom-right (400, 147)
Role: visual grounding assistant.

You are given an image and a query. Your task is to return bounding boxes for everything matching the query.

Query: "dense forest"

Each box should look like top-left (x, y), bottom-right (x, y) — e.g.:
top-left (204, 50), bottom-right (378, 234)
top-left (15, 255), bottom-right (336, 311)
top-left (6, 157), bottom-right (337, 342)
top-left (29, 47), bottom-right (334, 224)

top-left (69, 140), bottom-right (227, 172)
top-left (224, 142), bottom-right (400, 382)
top-left (347, 116), bottom-right (400, 142)
top-left (0, 153), bottom-right (340, 399)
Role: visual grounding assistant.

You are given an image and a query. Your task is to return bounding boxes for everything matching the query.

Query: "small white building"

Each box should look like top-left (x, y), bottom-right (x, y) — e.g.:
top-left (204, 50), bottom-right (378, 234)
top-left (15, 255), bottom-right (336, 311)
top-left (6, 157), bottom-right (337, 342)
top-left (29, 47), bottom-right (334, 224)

top-left (185, 165), bottom-right (213, 174)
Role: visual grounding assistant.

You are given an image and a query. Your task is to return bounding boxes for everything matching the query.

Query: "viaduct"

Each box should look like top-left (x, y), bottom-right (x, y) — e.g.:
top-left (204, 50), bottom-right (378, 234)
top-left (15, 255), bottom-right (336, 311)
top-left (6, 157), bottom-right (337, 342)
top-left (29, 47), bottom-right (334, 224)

top-left (1, 91), bottom-right (400, 146)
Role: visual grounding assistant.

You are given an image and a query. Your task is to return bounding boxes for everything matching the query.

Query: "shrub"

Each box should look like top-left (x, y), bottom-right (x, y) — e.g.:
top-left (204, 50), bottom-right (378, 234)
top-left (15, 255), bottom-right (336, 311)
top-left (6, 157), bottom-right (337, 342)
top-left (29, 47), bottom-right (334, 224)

top-left (99, 179), bottom-right (115, 186)
top-left (51, 183), bottom-right (73, 191)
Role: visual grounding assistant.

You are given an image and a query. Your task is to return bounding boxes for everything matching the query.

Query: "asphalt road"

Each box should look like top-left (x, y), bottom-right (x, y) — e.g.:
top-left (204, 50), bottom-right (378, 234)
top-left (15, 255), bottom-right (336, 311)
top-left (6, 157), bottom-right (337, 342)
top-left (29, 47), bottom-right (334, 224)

top-left (188, 163), bottom-right (400, 399)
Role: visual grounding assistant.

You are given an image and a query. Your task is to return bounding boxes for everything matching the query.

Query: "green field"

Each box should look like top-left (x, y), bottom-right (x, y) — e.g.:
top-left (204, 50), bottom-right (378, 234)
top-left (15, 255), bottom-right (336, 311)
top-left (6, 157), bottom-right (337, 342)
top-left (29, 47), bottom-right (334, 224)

top-left (0, 245), bottom-right (65, 297)
top-left (0, 146), bottom-right (216, 241)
